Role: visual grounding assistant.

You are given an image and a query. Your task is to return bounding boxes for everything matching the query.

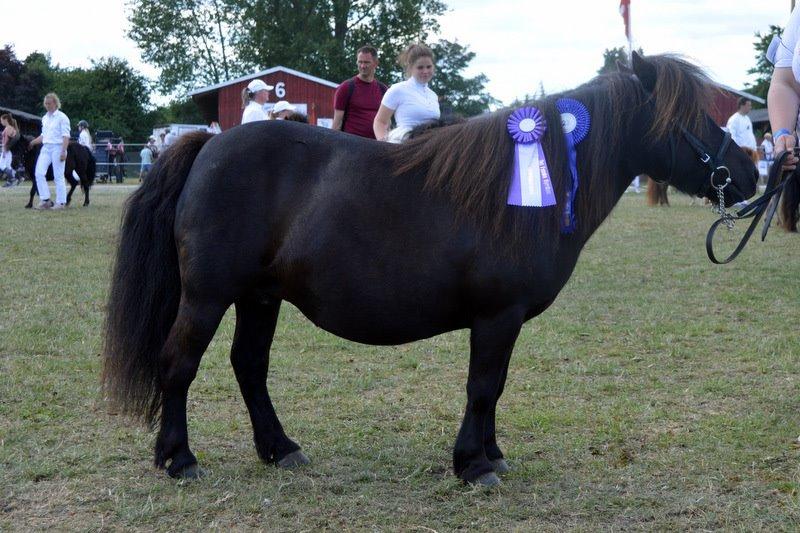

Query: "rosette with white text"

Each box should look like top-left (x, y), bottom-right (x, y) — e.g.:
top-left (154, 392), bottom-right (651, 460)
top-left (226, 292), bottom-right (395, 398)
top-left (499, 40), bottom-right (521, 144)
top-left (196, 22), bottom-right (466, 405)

top-left (506, 107), bottom-right (556, 207)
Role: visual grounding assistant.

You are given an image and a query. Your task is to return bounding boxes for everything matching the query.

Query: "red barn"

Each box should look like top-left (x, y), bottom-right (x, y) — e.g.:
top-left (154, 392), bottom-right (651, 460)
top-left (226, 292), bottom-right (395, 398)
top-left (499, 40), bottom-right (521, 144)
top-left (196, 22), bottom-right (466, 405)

top-left (710, 84), bottom-right (765, 128)
top-left (188, 66), bottom-right (338, 131)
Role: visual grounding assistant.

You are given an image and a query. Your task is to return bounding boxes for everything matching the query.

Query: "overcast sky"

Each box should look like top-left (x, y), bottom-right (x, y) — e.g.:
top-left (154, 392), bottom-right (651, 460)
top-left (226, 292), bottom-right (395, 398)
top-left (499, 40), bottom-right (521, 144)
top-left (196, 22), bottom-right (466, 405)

top-left (3, 1), bottom-right (794, 106)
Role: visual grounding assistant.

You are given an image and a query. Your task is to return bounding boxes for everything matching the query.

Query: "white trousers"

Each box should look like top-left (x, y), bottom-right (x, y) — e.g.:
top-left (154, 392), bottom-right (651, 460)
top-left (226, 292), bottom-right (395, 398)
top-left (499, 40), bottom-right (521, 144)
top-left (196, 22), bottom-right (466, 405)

top-left (35, 143), bottom-right (67, 204)
top-left (0, 150), bottom-right (11, 172)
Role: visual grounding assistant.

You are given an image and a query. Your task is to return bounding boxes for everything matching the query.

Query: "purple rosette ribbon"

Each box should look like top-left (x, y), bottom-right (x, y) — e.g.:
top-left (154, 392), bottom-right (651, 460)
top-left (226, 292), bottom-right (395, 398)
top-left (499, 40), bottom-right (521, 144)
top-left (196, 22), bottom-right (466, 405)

top-left (556, 98), bottom-right (590, 233)
top-left (506, 107), bottom-right (556, 208)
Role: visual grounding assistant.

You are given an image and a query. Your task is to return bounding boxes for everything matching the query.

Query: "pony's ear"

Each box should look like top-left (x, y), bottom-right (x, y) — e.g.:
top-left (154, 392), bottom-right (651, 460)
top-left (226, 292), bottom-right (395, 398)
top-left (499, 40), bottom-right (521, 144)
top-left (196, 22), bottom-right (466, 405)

top-left (632, 51), bottom-right (657, 93)
top-left (615, 59), bottom-right (634, 74)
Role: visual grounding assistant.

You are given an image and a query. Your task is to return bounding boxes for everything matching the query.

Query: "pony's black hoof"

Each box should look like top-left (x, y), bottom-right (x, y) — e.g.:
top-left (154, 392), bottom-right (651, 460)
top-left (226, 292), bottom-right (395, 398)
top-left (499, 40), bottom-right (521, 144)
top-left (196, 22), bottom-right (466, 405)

top-left (168, 462), bottom-right (205, 479)
top-left (471, 472), bottom-right (501, 487)
top-left (490, 458), bottom-right (510, 474)
top-left (24, 204), bottom-right (32, 209)
top-left (277, 450), bottom-right (310, 468)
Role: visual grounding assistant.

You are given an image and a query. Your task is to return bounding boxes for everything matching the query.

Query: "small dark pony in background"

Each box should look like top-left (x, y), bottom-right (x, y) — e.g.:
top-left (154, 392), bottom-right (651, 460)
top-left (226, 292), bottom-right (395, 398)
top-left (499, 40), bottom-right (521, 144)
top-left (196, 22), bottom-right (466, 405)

top-left (17, 135), bottom-right (96, 208)
top-left (779, 170), bottom-right (800, 231)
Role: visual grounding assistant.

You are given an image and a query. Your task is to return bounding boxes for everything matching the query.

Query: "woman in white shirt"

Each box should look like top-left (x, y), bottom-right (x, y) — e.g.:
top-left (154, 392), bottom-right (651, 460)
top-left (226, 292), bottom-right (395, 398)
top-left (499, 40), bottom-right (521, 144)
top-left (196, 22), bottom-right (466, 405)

top-left (241, 79), bottom-right (274, 124)
top-left (373, 43), bottom-right (441, 143)
top-left (766, 5), bottom-right (800, 231)
top-left (767, 4), bottom-right (800, 169)
top-left (30, 92), bottom-right (71, 210)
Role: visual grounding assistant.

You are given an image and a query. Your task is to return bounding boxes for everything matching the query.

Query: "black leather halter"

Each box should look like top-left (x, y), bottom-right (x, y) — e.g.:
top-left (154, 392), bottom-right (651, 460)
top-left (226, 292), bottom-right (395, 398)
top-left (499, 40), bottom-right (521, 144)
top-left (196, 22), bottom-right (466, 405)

top-left (662, 127), bottom-right (733, 190)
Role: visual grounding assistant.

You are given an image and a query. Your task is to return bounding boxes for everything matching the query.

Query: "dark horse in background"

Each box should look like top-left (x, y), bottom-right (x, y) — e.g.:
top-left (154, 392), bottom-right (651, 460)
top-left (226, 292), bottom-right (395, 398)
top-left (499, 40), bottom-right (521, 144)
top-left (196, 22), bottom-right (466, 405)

top-left (103, 53), bottom-right (758, 486)
top-left (15, 135), bottom-right (96, 208)
top-left (779, 168), bottom-right (800, 231)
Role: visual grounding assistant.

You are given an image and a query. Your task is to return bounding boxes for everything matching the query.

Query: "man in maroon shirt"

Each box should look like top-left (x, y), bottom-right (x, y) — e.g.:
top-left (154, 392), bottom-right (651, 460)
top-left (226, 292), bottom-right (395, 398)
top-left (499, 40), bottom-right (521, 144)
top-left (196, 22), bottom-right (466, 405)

top-left (332, 46), bottom-right (388, 139)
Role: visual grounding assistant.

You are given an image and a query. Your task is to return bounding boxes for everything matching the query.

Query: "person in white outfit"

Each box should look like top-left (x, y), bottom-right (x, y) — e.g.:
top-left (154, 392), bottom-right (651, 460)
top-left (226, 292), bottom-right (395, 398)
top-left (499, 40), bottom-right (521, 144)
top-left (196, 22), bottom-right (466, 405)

top-left (0, 113), bottom-right (19, 183)
top-left (77, 120), bottom-right (93, 152)
top-left (241, 79), bottom-right (274, 124)
top-left (373, 43), bottom-right (441, 143)
top-left (30, 93), bottom-right (71, 210)
top-left (73, 120), bottom-right (94, 183)
top-left (725, 97), bottom-right (757, 150)
top-left (766, 3), bottom-right (800, 170)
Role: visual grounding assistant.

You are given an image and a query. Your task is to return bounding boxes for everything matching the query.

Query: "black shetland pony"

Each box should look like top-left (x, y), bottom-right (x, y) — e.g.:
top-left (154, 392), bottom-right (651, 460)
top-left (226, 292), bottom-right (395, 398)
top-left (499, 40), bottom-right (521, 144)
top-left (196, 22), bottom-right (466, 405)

top-left (103, 53), bottom-right (758, 486)
top-left (18, 136), bottom-right (96, 208)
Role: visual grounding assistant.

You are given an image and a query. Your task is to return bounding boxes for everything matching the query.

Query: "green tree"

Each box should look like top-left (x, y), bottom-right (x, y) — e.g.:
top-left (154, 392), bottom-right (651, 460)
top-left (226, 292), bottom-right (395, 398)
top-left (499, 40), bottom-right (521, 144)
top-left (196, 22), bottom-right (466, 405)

top-left (147, 98), bottom-right (206, 126)
top-left (128, 0), bottom-right (497, 115)
top-left (128, 0), bottom-right (244, 93)
top-left (745, 25), bottom-right (781, 102)
top-left (55, 57), bottom-right (152, 141)
top-left (598, 46), bottom-right (643, 75)
top-left (0, 46), bottom-right (56, 115)
top-left (428, 39), bottom-right (498, 116)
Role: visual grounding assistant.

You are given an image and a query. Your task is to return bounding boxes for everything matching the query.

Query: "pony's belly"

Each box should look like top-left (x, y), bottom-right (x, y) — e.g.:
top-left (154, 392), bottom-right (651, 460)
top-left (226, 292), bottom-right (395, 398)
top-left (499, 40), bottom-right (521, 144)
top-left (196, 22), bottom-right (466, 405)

top-left (286, 291), bottom-right (467, 346)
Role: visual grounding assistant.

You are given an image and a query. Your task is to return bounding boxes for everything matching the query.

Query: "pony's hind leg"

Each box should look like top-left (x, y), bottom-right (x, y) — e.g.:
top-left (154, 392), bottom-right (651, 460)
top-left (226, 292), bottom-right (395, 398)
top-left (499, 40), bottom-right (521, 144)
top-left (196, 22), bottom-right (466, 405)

top-left (154, 297), bottom-right (228, 478)
top-left (230, 297), bottom-right (307, 467)
top-left (453, 307), bottom-right (524, 486)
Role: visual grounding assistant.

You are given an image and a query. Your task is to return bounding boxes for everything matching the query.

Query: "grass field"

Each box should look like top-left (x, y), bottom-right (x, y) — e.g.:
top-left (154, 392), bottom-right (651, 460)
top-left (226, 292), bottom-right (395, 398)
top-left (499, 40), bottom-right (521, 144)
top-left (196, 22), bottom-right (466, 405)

top-left (1, 184), bottom-right (799, 531)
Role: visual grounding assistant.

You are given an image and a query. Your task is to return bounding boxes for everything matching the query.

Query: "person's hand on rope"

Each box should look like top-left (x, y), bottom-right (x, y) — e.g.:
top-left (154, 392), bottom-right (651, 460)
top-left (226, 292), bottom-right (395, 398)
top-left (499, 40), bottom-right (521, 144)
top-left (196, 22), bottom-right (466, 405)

top-left (774, 130), bottom-right (798, 171)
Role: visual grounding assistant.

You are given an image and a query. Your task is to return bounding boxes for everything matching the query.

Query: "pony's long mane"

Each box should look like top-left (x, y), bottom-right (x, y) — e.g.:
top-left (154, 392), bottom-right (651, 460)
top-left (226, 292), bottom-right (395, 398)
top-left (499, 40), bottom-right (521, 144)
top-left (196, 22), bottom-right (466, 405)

top-left (391, 55), bottom-right (716, 249)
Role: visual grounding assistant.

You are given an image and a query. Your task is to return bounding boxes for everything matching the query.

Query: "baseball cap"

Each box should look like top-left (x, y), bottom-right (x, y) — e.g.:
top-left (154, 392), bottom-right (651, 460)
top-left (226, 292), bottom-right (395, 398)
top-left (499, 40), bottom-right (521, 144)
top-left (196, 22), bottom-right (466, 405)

top-left (247, 79), bottom-right (274, 93)
top-left (272, 101), bottom-right (296, 114)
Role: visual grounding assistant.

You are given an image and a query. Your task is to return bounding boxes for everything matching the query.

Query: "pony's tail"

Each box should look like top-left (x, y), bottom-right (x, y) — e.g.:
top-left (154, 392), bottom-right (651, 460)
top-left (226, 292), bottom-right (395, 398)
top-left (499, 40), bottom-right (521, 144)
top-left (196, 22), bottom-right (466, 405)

top-left (779, 173), bottom-right (799, 232)
top-left (102, 131), bottom-right (213, 427)
top-left (83, 150), bottom-right (96, 193)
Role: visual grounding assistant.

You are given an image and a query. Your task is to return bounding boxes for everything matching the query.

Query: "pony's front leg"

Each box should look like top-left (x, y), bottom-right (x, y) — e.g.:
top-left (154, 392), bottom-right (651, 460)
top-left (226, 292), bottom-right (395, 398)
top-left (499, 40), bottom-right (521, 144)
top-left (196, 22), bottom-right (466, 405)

top-left (154, 298), bottom-right (227, 478)
top-left (483, 350), bottom-right (514, 475)
top-left (65, 173), bottom-right (78, 205)
top-left (25, 180), bottom-right (36, 208)
top-left (453, 307), bottom-right (524, 486)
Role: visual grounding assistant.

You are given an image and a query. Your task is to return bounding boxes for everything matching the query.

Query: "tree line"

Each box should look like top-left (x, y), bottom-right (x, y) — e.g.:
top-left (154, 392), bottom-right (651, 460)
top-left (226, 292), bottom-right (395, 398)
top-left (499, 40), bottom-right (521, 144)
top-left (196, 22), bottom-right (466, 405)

top-left (127, 0), bottom-right (498, 116)
top-left (0, 45), bottom-right (201, 141)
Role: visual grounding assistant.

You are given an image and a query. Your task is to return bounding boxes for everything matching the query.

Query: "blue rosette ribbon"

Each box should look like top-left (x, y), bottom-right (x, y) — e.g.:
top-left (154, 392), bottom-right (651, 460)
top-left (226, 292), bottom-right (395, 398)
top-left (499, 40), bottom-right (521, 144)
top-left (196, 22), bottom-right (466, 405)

top-left (506, 107), bottom-right (556, 208)
top-left (556, 98), bottom-right (590, 233)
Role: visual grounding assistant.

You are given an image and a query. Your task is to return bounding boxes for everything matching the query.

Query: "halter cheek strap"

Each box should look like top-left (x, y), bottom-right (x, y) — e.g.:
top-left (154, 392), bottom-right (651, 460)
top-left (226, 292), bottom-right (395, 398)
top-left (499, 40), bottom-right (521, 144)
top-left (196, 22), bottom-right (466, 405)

top-left (662, 127), bottom-right (732, 188)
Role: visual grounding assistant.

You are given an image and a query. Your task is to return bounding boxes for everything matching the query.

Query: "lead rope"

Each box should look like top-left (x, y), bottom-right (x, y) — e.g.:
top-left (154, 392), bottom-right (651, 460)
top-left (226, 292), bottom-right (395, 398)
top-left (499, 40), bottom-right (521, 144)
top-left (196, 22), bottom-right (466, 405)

top-left (705, 150), bottom-right (792, 264)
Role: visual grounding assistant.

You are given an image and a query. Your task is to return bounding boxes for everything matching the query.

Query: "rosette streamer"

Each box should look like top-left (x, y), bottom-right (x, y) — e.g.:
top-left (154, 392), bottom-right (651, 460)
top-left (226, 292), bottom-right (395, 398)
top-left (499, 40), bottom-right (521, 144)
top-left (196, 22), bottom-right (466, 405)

top-left (506, 107), bottom-right (556, 207)
top-left (556, 98), bottom-right (590, 233)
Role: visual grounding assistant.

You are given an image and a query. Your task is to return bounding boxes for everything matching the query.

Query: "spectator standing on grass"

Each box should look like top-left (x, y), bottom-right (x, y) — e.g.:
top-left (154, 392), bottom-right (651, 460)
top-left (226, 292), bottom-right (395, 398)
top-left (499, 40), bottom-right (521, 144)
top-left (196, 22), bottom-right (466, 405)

top-left (30, 92), bottom-right (70, 210)
top-left (0, 114), bottom-right (19, 184)
top-left (332, 46), bottom-right (388, 139)
top-left (761, 132), bottom-right (774, 162)
top-left (116, 138), bottom-right (127, 181)
top-left (726, 97), bottom-right (757, 150)
top-left (139, 142), bottom-right (153, 181)
top-left (147, 137), bottom-right (159, 159)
